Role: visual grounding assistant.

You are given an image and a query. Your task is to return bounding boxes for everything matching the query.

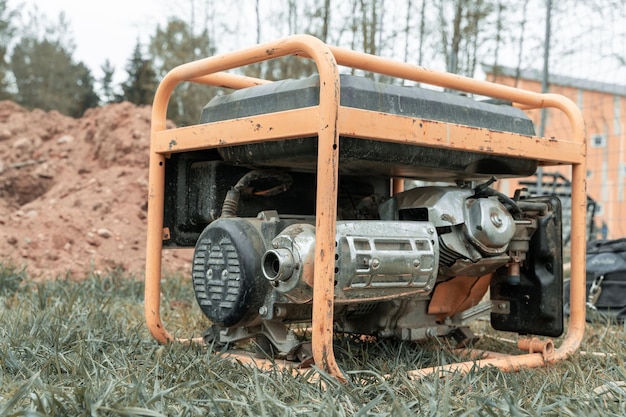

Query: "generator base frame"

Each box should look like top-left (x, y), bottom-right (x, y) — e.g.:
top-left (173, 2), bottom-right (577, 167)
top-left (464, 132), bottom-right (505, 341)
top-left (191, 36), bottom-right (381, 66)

top-left (145, 35), bottom-right (587, 381)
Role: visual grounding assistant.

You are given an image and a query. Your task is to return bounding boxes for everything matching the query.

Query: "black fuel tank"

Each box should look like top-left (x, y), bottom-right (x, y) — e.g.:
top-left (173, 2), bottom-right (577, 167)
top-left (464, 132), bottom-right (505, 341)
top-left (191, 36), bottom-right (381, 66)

top-left (200, 74), bottom-right (537, 181)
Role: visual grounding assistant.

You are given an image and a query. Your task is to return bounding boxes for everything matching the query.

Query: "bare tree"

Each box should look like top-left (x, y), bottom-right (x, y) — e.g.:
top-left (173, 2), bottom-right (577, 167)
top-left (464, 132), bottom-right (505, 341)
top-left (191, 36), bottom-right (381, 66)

top-left (514, 0), bottom-right (530, 86)
top-left (417, 0), bottom-right (427, 67)
top-left (488, 0), bottom-right (504, 82)
top-left (255, 0), bottom-right (261, 44)
top-left (358, 0), bottom-right (379, 56)
top-left (321, 0), bottom-right (331, 42)
top-left (437, 0), bottom-right (495, 77)
top-left (403, 0), bottom-right (412, 64)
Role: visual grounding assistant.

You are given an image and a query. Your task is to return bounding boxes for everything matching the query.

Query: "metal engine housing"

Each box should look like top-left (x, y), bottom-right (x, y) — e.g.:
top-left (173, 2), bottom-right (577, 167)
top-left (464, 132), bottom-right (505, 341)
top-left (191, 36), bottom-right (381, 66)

top-left (192, 185), bottom-right (517, 327)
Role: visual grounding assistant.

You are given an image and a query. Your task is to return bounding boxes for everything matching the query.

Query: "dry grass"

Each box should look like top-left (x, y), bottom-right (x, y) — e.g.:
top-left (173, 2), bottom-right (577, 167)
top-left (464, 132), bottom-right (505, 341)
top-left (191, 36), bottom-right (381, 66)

top-left (1, 262), bottom-right (625, 416)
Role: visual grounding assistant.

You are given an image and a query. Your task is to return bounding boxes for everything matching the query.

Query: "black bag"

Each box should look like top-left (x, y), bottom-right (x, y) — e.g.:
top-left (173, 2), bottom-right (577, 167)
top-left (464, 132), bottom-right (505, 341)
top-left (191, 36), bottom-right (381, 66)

top-left (565, 238), bottom-right (626, 323)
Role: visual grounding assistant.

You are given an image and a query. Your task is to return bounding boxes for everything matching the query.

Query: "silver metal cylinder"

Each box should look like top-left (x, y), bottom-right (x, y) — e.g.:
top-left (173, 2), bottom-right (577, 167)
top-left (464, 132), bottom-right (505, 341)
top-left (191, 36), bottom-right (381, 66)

top-left (262, 248), bottom-right (295, 282)
top-left (264, 220), bottom-right (439, 303)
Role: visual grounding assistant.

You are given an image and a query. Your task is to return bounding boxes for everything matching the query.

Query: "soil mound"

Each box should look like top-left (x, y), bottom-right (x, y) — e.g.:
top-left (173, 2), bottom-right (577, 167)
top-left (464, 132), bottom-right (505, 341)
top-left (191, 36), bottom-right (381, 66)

top-left (0, 101), bottom-right (192, 279)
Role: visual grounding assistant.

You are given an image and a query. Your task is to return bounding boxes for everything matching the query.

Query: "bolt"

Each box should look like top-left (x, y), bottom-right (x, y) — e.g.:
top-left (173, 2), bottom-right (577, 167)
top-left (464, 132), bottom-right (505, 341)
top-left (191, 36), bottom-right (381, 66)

top-left (272, 242), bottom-right (279, 249)
top-left (221, 269), bottom-right (229, 279)
top-left (498, 303), bottom-right (507, 310)
top-left (259, 306), bottom-right (268, 316)
top-left (413, 259), bottom-right (421, 268)
top-left (427, 227), bottom-right (435, 235)
top-left (491, 212), bottom-right (503, 227)
top-left (274, 305), bottom-right (287, 317)
top-left (371, 258), bottom-right (380, 269)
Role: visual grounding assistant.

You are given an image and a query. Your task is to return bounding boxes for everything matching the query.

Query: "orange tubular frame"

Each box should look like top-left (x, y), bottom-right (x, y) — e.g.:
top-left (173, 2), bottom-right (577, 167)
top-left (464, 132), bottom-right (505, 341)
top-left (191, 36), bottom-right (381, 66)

top-left (145, 34), bottom-right (587, 381)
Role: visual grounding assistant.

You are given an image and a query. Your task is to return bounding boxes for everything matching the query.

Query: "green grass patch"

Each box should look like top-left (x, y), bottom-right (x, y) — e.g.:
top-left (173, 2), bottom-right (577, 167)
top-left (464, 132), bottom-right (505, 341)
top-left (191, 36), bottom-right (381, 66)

top-left (1, 263), bottom-right (625, 416)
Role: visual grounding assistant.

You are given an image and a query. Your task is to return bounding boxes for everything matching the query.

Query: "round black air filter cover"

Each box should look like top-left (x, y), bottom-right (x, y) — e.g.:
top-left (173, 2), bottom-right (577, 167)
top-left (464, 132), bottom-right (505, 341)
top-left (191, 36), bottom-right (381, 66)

top-left (192, 218), bottom-right (268, 327)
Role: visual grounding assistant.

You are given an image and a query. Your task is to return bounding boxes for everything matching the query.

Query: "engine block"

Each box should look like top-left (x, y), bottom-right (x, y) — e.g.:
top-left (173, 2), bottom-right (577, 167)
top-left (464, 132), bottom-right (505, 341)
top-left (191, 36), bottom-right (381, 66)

top-left (190, 179), bottom-right (562, 355)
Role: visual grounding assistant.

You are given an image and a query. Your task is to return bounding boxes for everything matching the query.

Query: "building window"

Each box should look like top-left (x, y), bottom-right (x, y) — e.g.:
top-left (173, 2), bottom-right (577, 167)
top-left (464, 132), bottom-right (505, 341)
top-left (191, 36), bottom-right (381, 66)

top-left (590, 133), bottom-right (607, 148)
top-left (577, 89), bottom-right (584, 109)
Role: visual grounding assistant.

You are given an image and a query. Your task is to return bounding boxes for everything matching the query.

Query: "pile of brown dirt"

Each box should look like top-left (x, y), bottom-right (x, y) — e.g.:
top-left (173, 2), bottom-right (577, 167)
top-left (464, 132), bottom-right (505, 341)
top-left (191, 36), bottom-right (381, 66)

top-left (0, 100), bottom-right (192, 279)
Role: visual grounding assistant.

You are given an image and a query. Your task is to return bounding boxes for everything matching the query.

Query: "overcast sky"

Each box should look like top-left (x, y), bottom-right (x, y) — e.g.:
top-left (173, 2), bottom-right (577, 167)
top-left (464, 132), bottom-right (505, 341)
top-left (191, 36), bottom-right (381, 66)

top-left (7, 0), bottom-right (625, 88)
top-left (8, 0), bottom-right (171, 82)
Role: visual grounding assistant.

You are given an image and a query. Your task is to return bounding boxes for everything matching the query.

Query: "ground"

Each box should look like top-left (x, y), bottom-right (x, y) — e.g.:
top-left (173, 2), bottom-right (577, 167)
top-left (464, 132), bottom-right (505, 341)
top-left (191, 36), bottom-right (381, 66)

top-left (0, 100), bottom-right (192, 279)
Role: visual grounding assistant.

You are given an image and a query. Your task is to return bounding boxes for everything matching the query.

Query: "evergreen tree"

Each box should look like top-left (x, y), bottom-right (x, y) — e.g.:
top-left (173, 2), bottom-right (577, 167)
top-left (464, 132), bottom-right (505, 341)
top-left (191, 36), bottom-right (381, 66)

top-left (0, 0), bottom-right (18, 100)
top-left (10, 35), bottom-right (99, 116)
top-left (148, 18), bottom-right (216, 125)
top-left (75, 62), bottom-right (100, 112)
top-left (99, 59), bottom-right (116, 104)
top-left (9, 10), bottom-right (99, 116)
top-left (119, 40), bottom-right (157, 106)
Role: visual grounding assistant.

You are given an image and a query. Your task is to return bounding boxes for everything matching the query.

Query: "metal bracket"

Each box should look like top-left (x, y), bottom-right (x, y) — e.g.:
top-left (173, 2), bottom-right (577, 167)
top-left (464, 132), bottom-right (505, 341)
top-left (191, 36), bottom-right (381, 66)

top-left (491, 299), bottom-right (511, 314)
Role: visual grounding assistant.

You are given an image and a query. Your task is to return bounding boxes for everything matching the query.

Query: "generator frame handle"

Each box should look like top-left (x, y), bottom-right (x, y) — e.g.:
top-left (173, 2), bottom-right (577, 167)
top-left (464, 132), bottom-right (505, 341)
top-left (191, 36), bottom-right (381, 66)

top-left (145, 34), bottom-right (587, 381)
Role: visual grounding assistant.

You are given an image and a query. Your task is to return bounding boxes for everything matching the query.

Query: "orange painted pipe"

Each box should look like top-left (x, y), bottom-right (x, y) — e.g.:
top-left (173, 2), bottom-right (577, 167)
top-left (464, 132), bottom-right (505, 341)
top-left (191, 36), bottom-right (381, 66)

top-left (146, 35), bottom-right (346, 379)
top-left (146, 34), bottom-right (586, 380)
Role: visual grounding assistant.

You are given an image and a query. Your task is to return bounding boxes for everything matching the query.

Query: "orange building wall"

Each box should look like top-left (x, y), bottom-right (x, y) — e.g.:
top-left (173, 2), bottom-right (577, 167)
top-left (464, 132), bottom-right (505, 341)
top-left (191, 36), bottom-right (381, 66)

top-left (490, 74), bottom-right (625, 240)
